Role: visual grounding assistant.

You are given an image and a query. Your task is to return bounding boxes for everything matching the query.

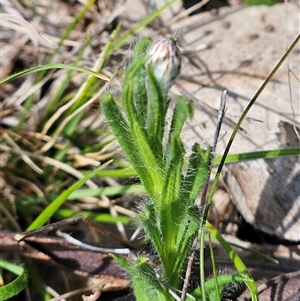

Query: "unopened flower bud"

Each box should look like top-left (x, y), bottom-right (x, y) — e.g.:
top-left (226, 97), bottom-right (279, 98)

top-left (146, 37), bottom-right (182, 95)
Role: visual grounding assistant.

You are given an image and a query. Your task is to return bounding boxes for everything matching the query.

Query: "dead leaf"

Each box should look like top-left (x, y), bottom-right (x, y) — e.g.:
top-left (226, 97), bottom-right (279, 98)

top-left (225, 121), bottom-right (300, 241)
top-left (0, 229), bottom-right (130, 285)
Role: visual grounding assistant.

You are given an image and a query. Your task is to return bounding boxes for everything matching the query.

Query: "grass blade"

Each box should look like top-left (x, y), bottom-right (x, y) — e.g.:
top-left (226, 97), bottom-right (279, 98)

top-left (0, 259), bottom-right (28, 301)
top-left (26, 161), bottom-right (112, 231)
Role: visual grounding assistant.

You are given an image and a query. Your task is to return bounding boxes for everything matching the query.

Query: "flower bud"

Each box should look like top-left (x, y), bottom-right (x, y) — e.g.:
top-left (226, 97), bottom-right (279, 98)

top-left (146, 37), bottom-right (182, 95)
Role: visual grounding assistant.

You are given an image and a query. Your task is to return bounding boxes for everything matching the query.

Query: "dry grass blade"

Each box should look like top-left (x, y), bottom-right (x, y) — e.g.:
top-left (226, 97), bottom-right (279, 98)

top-left (166, 0), bottom-right (211, 26)
top-left (41, 37), bottom-right (111, 135)
top-left (39, 86), bottom-right (107, 153)
top-left (0, 144), bottom-right (98, 188)
top-left (2, 132), bottom-right (43, 174)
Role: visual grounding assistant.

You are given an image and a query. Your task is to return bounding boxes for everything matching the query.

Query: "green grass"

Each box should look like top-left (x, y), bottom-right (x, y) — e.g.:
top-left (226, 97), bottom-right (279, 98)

top-left (244, 0), bottom-right (278, 5)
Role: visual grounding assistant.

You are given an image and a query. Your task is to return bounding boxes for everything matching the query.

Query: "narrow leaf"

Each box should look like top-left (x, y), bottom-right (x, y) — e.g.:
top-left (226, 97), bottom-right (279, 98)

top-left (27, 161), bottom-right (112, 230)
top-left (0, 259), bottom-right (28, 301)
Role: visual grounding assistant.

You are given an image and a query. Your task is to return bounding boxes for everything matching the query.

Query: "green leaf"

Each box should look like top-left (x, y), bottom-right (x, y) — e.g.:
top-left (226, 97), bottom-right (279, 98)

top-left (167, 96), bottom-right (194, 149)
top-left (207, 222), bottom-right (259, 301)
top-left (132, 37), bottom-right (152, 127)
top-left (137, 201), bottom-right (164, 259)
top-left (159, 135), bottom-right (185, 287)
top-left (213, 148), bottom-right (300, 165)
top-left (26, 161), bottom-right (112, 231)
top-left (0, 259), bottom-right (28, 301)
top-left (182, 143), bottom-right (210, 203)
top-left (145, 65), bottom-right (167, 159)
top-left (0, 63), bottom-right (108, 85)
top-left (190, 272), bottom-right (251, 300)
top-left (68, 184), bottom-right (145, 199)
top-left (101, 94), bottom-right (161, 197)
top-left (111, 254), bottom-right (173, 301)
top-left (173, 206), bottom-right (200, 274)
